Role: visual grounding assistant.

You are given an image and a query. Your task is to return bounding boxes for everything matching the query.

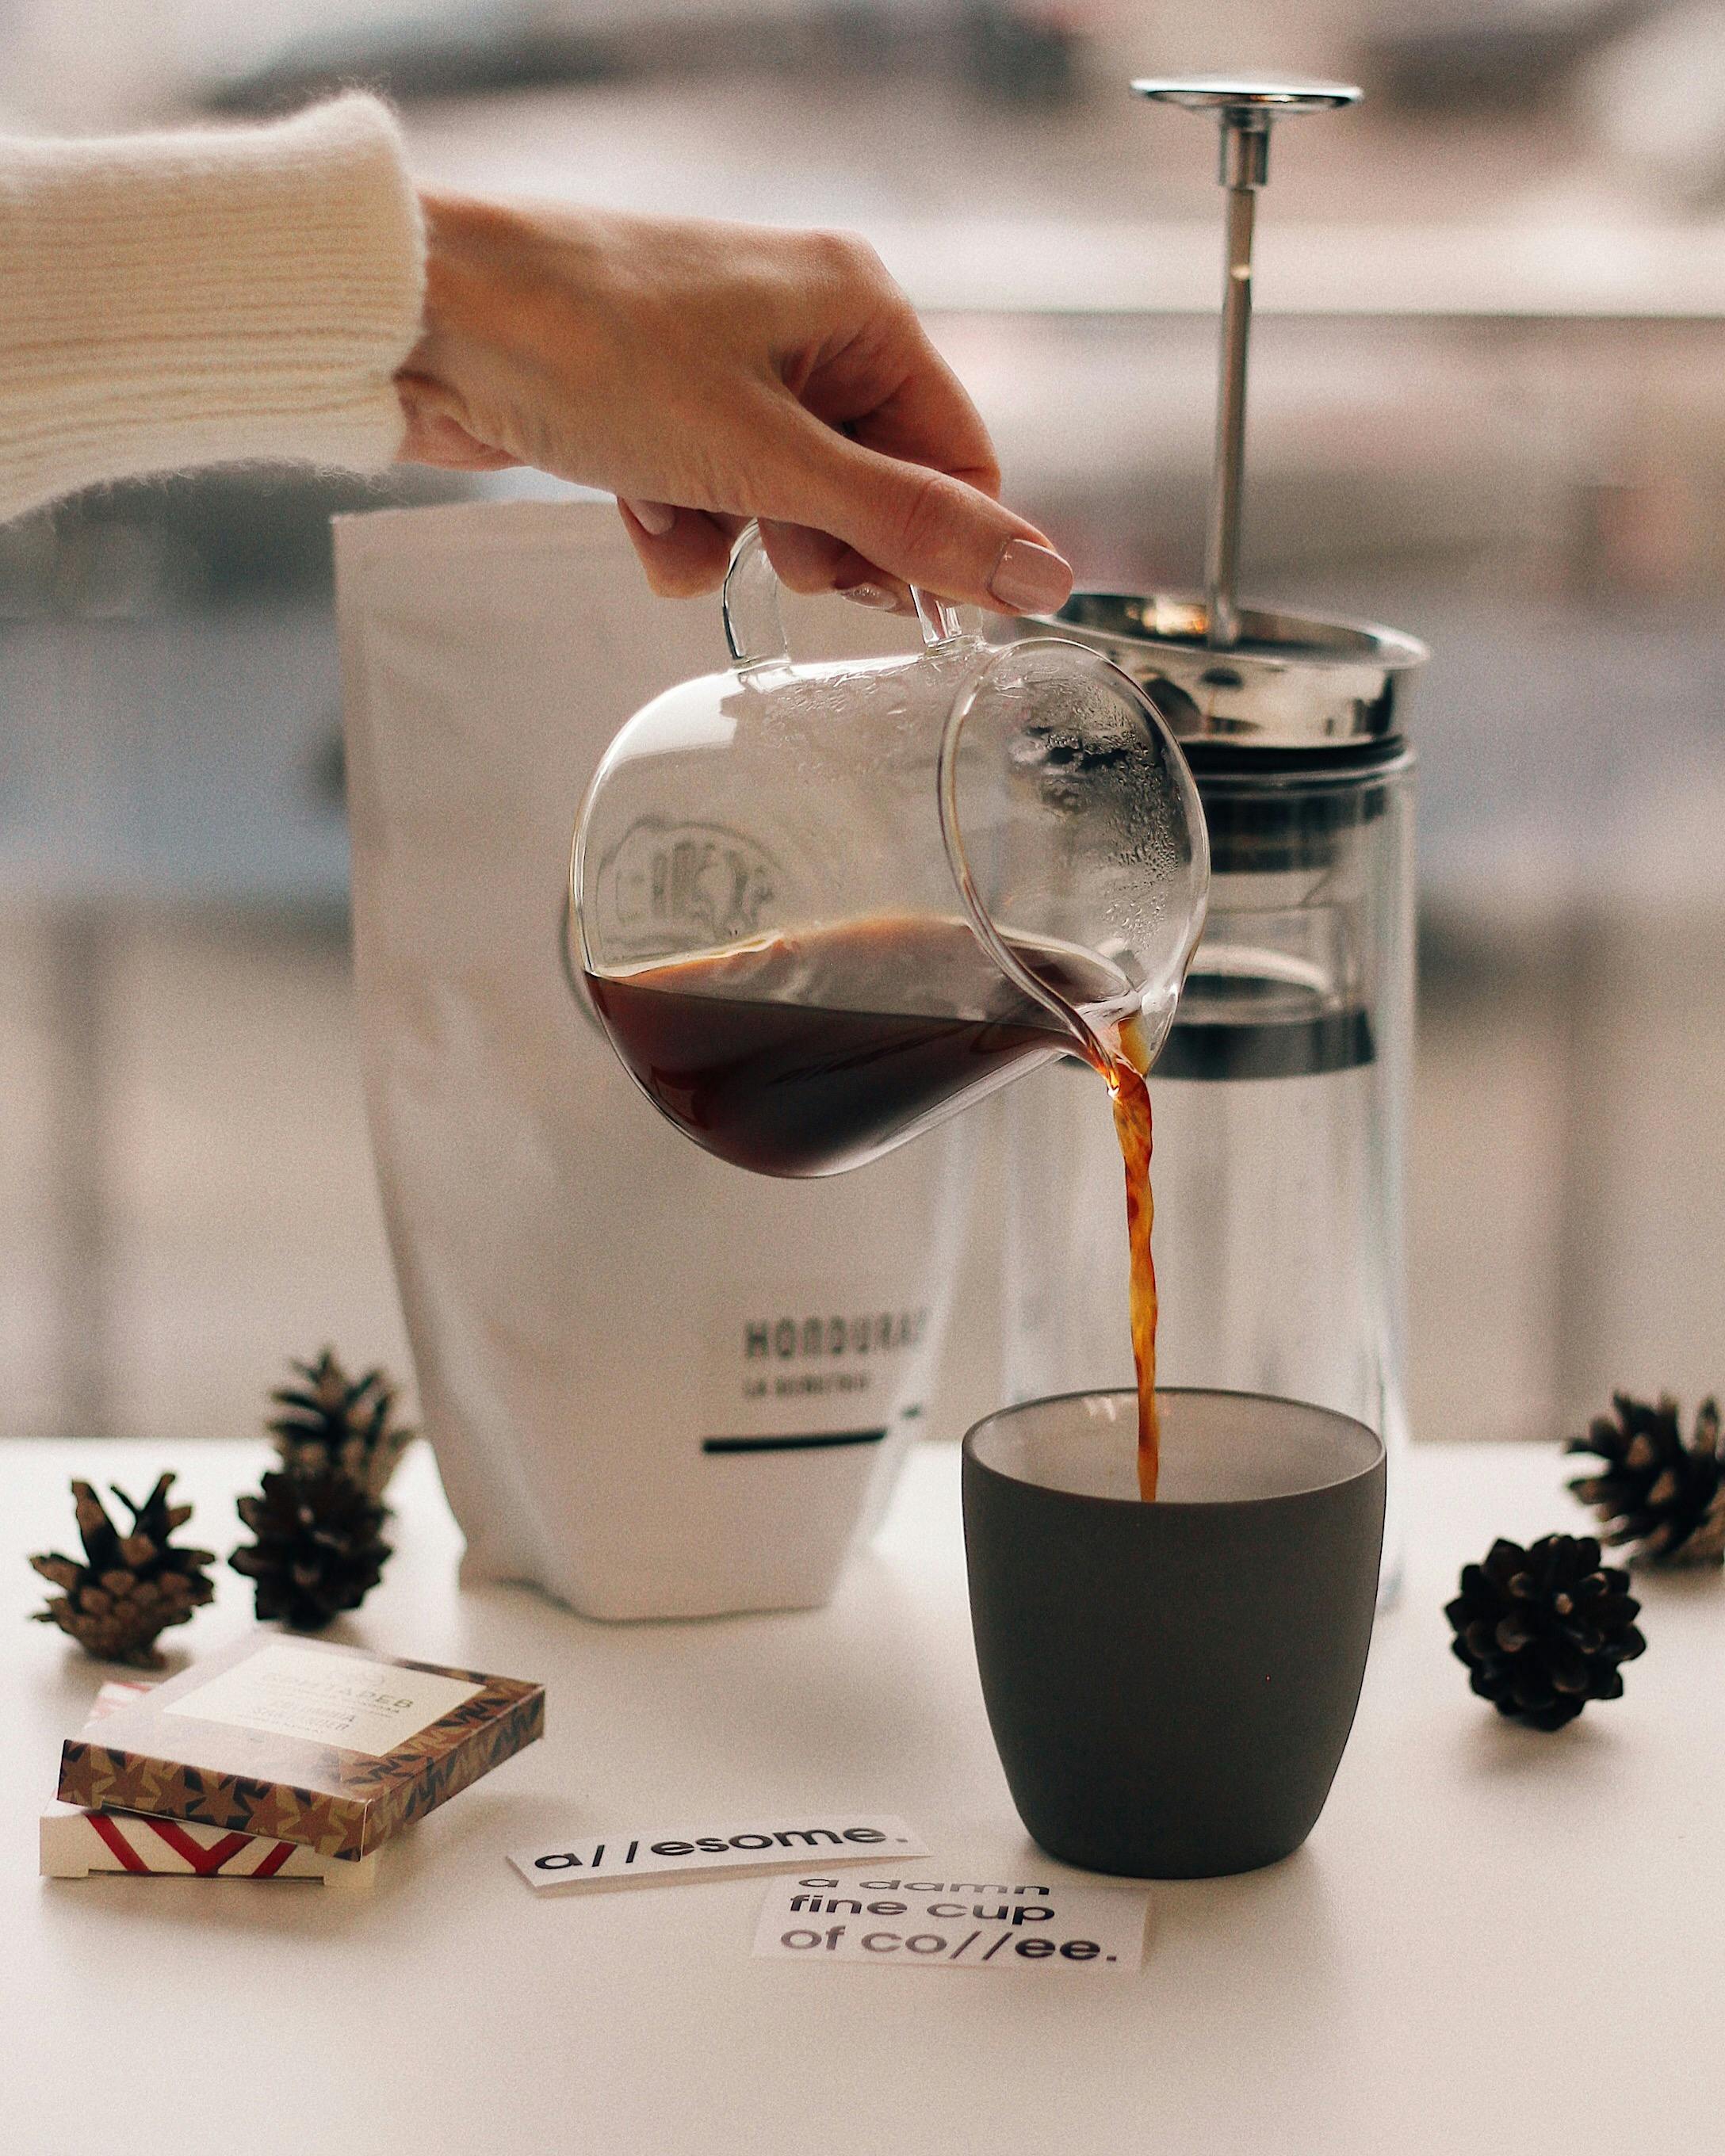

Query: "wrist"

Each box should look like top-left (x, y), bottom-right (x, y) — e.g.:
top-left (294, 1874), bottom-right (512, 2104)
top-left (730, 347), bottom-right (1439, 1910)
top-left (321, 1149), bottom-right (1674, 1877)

top-left (404, 189), bottom-right (510, 376)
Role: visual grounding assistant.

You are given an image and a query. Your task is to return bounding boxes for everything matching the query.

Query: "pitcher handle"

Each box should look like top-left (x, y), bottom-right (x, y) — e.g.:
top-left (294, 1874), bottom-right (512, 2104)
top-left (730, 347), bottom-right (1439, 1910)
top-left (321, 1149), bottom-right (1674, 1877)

top-left (722, 522), bottom-right (967, 669)
top-left (721, 522), bottom-right (791, 671)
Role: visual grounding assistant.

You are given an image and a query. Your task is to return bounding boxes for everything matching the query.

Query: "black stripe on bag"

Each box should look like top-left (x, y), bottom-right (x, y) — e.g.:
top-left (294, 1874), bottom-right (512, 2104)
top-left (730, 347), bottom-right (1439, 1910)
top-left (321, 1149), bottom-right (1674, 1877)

top-left (702, 1430), bottom-right (889, 1455)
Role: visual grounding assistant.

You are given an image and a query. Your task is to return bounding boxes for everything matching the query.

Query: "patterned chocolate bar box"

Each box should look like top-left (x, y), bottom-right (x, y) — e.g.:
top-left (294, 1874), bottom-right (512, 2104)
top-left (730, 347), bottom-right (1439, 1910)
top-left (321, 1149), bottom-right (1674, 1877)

top-left (56, 1633), bottom-right (544, 1858)
top-left (44, 1680), bottom-right (376, 1883)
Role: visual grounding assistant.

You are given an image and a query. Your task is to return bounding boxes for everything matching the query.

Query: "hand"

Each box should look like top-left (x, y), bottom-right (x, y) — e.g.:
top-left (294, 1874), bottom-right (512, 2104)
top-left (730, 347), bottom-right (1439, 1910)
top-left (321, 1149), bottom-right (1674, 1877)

top-left (395, 193), bottom-right (1073, 616)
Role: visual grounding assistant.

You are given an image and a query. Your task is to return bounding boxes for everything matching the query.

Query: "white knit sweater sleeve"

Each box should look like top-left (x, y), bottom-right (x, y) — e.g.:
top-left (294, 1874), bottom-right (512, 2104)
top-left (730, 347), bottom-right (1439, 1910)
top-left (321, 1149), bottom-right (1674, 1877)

top-left (0, 94), bottom-right (424, 521)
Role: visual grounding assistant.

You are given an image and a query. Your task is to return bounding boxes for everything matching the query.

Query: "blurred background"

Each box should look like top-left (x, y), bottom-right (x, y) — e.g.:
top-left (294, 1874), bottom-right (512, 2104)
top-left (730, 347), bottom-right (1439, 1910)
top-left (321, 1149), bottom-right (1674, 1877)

top-left (4, 0), bottom-right (1725, 1447)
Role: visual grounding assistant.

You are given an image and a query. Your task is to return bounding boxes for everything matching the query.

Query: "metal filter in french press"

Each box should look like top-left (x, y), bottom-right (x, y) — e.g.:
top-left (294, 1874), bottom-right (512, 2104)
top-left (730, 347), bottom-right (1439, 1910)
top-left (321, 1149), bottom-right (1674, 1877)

top-left (1008, 77), bottom-right (1429, 1599)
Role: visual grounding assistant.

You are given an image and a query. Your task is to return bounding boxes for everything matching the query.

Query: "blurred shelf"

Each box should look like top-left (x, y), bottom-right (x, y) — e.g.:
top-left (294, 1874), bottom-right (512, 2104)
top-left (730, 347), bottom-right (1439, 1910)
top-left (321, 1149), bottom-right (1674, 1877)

top-left (0, 601), bottom-right (349, 907)
top-left (872, 217), bottom-right (1725, 321)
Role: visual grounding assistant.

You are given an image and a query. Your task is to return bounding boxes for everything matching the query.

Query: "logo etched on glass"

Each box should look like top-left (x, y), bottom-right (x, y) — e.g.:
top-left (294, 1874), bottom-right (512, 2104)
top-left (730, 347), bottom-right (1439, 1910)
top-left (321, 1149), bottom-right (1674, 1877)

top-left (595, 818), bottom-right (779, 961)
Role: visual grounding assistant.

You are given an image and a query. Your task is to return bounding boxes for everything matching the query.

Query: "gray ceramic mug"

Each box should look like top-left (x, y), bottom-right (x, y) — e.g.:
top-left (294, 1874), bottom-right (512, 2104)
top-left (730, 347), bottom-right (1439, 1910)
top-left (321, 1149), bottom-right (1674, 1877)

top-left (962, 1388), bottom-right (1385, 1879)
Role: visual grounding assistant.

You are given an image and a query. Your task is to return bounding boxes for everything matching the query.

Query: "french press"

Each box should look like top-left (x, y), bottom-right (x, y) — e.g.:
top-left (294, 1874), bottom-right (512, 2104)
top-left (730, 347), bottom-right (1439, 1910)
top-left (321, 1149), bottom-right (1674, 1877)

top-left (1005, 78), bottom-right (1429, 1596)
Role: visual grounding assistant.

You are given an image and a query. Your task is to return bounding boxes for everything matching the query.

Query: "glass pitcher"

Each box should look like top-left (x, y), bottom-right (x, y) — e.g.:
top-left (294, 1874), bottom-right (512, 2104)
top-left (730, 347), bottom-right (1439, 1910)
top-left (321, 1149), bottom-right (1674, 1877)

top-left (569, 524), bottom-right (1208, 1175)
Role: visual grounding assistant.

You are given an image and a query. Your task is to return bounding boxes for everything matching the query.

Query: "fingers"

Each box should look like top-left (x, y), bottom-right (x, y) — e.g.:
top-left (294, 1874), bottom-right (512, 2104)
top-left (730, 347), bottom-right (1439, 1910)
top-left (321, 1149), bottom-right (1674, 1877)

top-left (618, 503), bottom-right (913, 615)
top-left (840, 324), bottom-right (1003, 504)
top-left (766, 411), bottom-right (1073, 617)
top-left (792, 235), bottom-right (1001, 501)
top-left (757, 520), bottom-right (912, 614)
top-left (617, 501), bottom-right (740, 597)
top-left (620, 498), bottom-right (676, 537)
top-left (618, 476), bottom-right (1063, 620)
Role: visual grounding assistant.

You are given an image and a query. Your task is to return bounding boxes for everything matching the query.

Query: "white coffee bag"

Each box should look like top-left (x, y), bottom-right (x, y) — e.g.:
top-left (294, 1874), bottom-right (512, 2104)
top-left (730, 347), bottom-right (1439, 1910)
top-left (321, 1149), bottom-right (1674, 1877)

top-left (335, 499), bottom-right (992, 1619)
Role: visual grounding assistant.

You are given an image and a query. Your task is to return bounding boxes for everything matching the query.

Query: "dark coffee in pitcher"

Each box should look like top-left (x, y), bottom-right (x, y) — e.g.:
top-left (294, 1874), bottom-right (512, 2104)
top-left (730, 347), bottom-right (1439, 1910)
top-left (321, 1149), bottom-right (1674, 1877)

top-left (583, 914), bottom-right (1129, 1177)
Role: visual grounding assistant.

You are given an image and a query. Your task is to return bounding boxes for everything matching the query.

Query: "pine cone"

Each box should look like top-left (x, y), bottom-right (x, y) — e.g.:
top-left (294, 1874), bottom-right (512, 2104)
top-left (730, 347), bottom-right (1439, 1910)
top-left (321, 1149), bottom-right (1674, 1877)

top-left (267, 1348), bottom-right (415, 1502)
top-left (231, 1470), bottom-right (392, 1632)
top-left (1567, 1392), bottom-right (1725, 1566)
top-left (30, 1474), bottom-right (216, 1668)
top-left (1447, 1534), bottom-right (1645, 1730)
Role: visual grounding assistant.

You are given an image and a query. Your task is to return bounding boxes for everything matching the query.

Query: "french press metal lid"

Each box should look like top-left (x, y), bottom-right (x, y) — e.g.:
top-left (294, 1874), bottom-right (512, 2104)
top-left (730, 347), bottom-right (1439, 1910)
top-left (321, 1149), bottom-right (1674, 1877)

top-left (1035, 77), bottom-right (1428, 755)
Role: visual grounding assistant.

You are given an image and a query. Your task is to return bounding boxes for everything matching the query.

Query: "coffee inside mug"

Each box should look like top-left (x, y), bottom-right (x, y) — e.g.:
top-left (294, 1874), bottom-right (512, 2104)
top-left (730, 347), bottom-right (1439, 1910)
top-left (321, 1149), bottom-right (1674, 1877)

top-left (970, 1386), bottom-right (1383, 1506)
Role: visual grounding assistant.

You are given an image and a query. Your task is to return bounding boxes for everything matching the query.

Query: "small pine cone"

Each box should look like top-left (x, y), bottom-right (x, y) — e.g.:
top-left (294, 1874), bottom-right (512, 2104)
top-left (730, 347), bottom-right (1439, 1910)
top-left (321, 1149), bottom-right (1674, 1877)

top-left (29, 1474), bottom-right (216, 1669)
top-left (267, 1348), bottom-right (415, 1503)
top-left (1567, 1393), bottom-right (1725, 1566)
top-left (231, 1470), bottom-right (392, 1632)
top-left (1446, 1534), bottom-right (1646, 1730)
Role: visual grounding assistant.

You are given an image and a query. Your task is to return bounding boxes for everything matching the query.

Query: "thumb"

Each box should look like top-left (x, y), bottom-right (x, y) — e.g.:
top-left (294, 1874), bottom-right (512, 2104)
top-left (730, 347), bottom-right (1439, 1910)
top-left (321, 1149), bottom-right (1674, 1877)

top-left (771, 416), bottom-right (1074, 617)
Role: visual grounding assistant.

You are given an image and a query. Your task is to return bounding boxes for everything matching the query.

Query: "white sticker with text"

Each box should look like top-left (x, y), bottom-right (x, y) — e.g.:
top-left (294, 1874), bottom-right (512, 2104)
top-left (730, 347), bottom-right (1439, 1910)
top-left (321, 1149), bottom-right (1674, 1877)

top-left (752, 1870), bottom-right (1149, 1974)
top-left (509, 1815), bottom-right (928, 1893)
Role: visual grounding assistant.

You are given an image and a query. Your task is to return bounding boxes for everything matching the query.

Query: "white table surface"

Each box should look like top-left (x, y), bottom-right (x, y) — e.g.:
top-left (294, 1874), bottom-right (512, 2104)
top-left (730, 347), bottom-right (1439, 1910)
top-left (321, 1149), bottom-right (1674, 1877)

top-left (4, 1435), bottom-right (1719, 2156)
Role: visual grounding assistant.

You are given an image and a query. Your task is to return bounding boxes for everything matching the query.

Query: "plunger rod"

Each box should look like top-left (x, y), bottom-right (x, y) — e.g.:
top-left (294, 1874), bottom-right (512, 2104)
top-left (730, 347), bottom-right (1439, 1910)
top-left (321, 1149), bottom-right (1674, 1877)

top-left (1207, 120), bottom-right (1267, 649)
top-left (1131, 78), bottom-right (1362, 652)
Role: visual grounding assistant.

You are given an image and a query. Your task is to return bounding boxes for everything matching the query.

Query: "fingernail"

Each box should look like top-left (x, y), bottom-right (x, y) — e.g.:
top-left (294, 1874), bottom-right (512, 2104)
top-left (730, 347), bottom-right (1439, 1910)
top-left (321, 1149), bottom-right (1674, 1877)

top-left (988, 538), bottom-right (1073, 616)
top-left (622, 497), bottom-right (676, 537)
top-left (840, 583), bottom-right (901, 611)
